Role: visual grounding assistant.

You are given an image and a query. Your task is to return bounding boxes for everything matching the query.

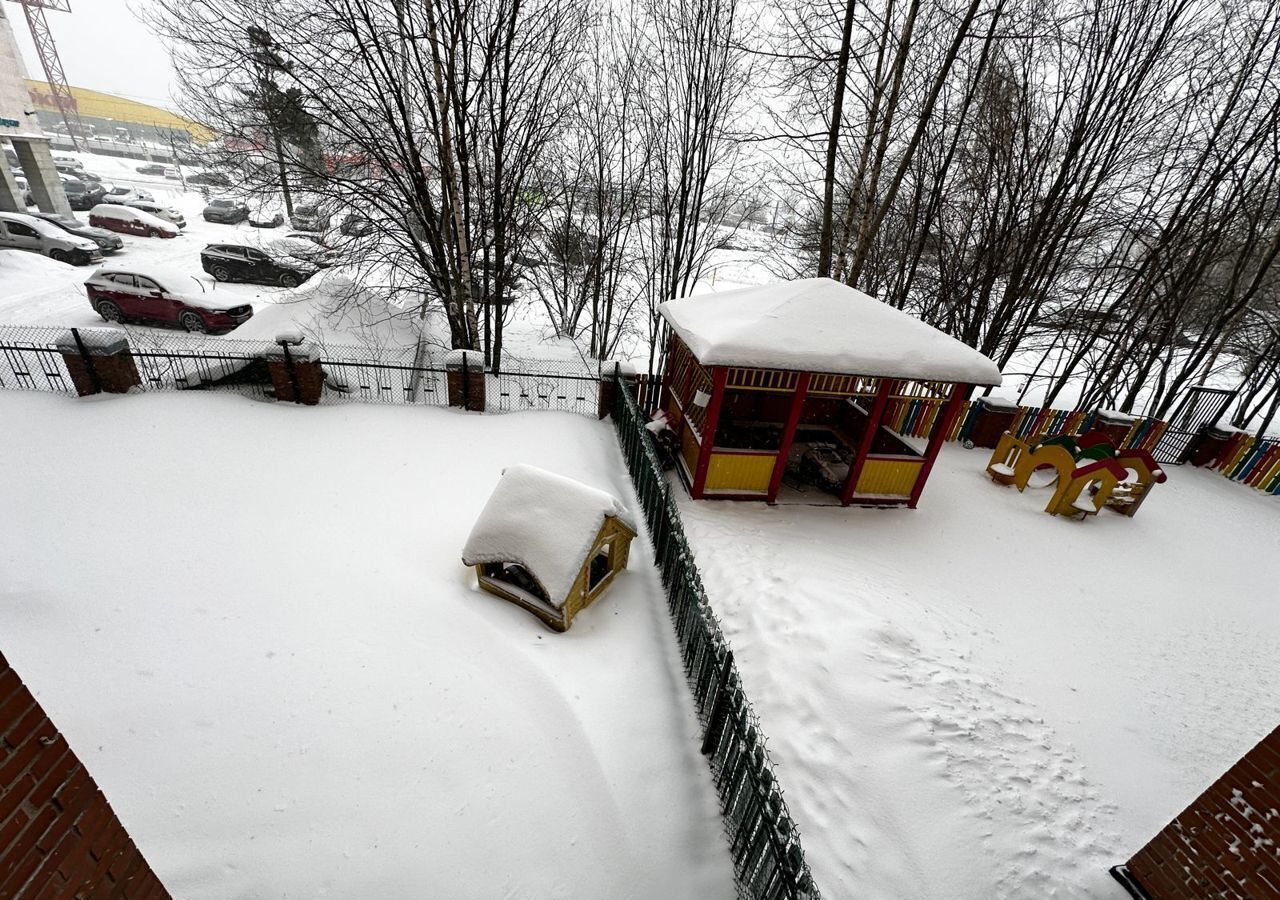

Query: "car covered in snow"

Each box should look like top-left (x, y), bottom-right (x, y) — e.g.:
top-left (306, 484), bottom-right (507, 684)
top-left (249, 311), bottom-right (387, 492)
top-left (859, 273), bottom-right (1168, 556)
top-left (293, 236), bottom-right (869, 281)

top-left (101, 187), bottom-right (156, 206)
top-left (110, 197), bottom-right (186, 229)
top-left (200, 242), bottom-right (317, 287)
top-left (188, 171), bottom-right (233, 187)
top-left (202, 198), bottom-right (250, 224)
top-left (29, 212), bottom-right (124, 254)
top-left (248, 198), bottom-right (286, 228)
top-left (13, 174), bottom-right (33, 207)
top-left (0, 211), bottom-right (103, 266)
top-left (84, 264), bottom-right (254, 333)
top-left (290, 201), bottom-right (333, 232)
top-left (339, 212), bottom-right (376, 237)
top-left (88, 204), bottom-right (181, 239)
top-left (269, 235), bottom-right (339, 269)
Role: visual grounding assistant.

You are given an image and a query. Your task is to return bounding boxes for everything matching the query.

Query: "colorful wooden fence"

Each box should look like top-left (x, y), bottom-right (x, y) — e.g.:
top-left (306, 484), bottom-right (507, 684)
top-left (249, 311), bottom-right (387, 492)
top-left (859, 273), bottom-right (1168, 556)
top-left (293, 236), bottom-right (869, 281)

top-left (1206, 431), bottom-right (1280, 495)
top-left (934, 400), bottom-right (1167, 451)
top-left (935, 398), bottom-right (1278, 497)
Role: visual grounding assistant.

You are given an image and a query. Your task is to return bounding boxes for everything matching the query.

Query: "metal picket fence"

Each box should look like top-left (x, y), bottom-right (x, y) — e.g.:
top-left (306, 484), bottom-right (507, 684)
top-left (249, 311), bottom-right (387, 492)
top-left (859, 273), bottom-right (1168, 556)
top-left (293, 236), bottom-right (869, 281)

top-left (0, 324), bottom-right (614, 416)
top-left (610, 374), bottom-right (820, 900)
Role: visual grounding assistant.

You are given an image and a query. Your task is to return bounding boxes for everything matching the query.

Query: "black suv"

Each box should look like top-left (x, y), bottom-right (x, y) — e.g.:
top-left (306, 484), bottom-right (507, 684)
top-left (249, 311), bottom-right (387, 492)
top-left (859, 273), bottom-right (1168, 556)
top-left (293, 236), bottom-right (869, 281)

top-left (200, 243), bottom-right (318, 287)
top-left (62, 180), bottom-right (107, 211)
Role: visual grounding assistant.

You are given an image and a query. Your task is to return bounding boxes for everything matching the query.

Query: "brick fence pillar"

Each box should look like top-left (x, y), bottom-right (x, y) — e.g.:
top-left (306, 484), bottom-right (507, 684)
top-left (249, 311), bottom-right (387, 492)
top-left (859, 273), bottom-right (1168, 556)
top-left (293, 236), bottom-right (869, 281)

top-left (1182, 424), bottom-right (1236, 467)
top-left (265, 337), bottom-right (324, 405)
top-left (1113, 725), bottom-right (1280, 899)
top-left (0, 650), bottom-right (172, 899)
top-left (55, 328), bottom-right (142, 397)
top-left (966, 395), bottom-right (1020, 448)
top-left (1092, 409), bottom-right (1136, 447)
top-left (598, 361), bottom-right (637, 419)
top-left (445, 350), bottom-right (485, 412)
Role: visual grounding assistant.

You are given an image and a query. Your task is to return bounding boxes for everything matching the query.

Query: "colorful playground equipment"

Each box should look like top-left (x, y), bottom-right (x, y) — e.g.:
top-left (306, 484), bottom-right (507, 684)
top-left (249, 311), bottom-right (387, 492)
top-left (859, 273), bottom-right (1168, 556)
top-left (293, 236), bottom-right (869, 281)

top-left (986, 429), bottom-right (1167, 518)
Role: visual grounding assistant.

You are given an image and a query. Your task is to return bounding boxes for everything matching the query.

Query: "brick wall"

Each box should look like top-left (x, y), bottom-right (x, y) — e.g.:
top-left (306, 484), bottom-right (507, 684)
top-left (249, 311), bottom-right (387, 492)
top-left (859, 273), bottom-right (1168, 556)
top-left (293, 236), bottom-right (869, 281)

top-left (1124, 726), bottom-right (1280, 899)
top-left (1, 651), bottom-right (171, 899)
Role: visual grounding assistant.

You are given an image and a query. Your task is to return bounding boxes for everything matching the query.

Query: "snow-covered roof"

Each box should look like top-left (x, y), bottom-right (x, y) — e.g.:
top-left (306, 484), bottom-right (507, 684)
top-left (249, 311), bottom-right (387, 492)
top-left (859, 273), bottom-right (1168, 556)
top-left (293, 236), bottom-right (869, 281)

top-left (659, 278), bottom-right (1002, 386)
top-left (462, 464), bottom-right (636, 608)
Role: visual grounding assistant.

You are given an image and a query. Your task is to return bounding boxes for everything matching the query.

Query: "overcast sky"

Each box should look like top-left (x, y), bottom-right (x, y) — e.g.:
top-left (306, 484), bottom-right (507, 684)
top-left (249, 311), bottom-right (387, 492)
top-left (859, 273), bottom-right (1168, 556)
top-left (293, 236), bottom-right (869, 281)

top-left (10, 0), bottom-right (179, 110)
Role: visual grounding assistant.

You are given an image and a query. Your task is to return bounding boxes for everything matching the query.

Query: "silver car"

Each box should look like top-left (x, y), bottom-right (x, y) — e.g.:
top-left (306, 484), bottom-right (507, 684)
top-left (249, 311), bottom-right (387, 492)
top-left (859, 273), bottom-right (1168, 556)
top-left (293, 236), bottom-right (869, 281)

top-left (115, 197), bottom-right (186, 229)
top-left (0, 211), bottom-right (104, 265)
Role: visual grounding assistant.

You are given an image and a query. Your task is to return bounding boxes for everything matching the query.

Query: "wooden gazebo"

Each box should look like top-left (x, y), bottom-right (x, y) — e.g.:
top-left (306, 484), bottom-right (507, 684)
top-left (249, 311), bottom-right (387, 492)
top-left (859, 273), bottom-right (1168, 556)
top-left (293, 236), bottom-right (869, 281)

top-left (657, 278), bottom-right (1002, 507)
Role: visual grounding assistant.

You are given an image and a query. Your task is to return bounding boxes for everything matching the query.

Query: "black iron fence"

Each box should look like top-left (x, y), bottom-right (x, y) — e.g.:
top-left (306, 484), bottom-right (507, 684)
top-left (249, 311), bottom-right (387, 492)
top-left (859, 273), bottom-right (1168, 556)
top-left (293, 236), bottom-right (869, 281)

top-left (0, 324), bottom-right (623, 416)
top-left (610, 374), bottom-right (820, 900)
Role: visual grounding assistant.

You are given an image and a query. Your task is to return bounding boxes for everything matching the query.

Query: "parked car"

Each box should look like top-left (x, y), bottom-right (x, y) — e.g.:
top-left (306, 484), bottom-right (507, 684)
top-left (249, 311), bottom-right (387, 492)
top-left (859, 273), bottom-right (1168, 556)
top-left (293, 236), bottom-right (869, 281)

top-left (248, 198), bottom-right (286, 228)
top-left (339, 213), bottom-right (375, 237)
top-left (84, 265), bottom-right (254, 334)
top-left (102, 187), bottom-right (154, 205)
top-left (56, 163), bottom-right (101, 183)
top-left (0, 211), bottom-right (103, 265)
top-left (201, 242), bottom-right (318, 287)
top-left (202, 198), bottom-right (250, 224)
top-left (13, 175), bottom-right (34, 207)
top-left (30, 212), bottom-right (124, 254)
top-left (135, 163), bottom-right (167, 175)
top-left (114, 198), bottom-right (186, 229)
top-left (188, 171), bottom-right (232, 187)
top-left (52, 155), bottom-right (84, 171)
top-left (269, 235), bottom-right (338, 269)
top-left (290, 202), bottom-right (332, 232)
top-left (88, 204), bottom-right (180, 238)
top-left (61, 179), bottom-right (108, 211)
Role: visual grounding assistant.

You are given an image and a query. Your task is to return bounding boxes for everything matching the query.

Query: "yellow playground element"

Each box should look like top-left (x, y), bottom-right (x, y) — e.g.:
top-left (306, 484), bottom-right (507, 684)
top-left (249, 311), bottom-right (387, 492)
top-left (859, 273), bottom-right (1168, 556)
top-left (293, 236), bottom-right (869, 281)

top-left (985, 430), bottom-right (1166, 519)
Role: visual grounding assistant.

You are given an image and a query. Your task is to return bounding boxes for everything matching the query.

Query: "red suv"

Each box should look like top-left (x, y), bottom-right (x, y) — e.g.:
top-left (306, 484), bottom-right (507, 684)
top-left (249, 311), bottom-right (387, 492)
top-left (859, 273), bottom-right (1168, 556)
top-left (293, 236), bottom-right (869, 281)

top-left (84, 265), bottom-right (254, 334)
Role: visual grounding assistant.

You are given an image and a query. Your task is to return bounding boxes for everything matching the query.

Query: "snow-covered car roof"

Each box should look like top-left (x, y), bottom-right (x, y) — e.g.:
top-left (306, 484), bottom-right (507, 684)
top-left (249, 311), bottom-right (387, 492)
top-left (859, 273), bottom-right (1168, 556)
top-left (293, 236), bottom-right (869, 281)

top-left (88, 263), bottom-right (212, 298)
top-left (659, 277), bottom-right (1003, 386)
top-left (89, 204), bottom-right (178, 231)
top-left (0, 211), bottom-right (96, 246)
top-left (461, 464), bottom-right (637, 607)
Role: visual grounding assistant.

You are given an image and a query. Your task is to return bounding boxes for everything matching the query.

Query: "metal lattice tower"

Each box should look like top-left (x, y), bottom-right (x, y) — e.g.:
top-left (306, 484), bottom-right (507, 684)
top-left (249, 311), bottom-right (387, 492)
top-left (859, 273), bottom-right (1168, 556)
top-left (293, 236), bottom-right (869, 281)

top-left (10, 0), bottom-right (86, 150)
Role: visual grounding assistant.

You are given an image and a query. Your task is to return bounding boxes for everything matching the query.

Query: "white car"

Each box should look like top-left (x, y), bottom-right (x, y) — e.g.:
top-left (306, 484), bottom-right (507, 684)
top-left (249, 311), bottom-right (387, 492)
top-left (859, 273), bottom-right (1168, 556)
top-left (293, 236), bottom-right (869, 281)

top-left (113, 197), bottom-right (187, 229)
top-left (249, 197), bottom-right (286, 228)
top-left (0, 211), bottom-right (103, 265)
top-left (101, 187), bottom-right (155, 205)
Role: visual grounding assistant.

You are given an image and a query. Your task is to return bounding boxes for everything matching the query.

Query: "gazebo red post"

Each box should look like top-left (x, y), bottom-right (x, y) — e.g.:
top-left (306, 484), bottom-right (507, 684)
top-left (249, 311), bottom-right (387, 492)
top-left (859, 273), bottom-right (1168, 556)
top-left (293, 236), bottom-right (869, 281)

top-left (908, 382), bottom-right (969, 508)
top-left (691, 366), bottom-right (728, 499)
top-left (841, 378), bottom-right (895, 506)
top-left (767, 372), bottom-right (812, 503)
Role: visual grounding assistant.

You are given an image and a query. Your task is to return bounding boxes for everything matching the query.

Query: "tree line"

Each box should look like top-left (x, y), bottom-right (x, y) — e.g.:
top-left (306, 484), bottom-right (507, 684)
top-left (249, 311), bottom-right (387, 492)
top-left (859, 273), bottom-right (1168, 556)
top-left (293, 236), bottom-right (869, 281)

top-left (150, 0), bottom-right (1280, 434)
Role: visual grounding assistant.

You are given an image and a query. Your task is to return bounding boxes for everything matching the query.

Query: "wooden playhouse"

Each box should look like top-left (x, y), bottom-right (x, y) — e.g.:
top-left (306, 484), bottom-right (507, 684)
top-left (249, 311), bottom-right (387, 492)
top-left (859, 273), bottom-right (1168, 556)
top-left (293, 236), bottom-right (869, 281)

top-left (658, 278), bottom-right (1002, 506)
top-left (461, 464), bottom-right (637, 631)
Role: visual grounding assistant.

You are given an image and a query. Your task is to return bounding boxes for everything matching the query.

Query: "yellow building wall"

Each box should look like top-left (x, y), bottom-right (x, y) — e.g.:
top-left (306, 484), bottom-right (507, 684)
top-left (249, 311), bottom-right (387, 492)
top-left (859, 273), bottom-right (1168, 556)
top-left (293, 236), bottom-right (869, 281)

top-left (25, 81), bottom-right (214, 143)
top-left (854, 459), bottom-right (922, 497)
top-left (704, 452), bottom-right (775, 493)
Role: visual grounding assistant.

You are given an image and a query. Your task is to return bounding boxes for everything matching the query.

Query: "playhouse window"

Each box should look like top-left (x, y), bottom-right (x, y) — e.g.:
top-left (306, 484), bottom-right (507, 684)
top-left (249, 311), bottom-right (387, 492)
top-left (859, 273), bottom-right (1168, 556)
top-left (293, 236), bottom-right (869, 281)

top-left (588, 543), bottom-right (612, 592)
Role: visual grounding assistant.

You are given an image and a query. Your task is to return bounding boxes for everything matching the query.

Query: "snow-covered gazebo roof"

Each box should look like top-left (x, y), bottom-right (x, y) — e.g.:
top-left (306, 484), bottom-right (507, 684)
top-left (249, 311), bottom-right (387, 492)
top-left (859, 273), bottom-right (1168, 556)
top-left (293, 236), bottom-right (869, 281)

top-left (659, 277), bottom-right (1002, 386)
top-left (461, 465), bottom-right (637, 608)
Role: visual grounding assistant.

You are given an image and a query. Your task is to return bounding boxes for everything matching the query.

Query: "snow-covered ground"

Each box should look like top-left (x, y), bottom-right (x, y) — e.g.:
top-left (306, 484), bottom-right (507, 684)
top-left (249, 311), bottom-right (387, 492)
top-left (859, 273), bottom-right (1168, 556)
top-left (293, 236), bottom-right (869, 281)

top-left (0, 391), bottom-right (734, 900)
top-left (678, 447), bottom-right (1279, 899)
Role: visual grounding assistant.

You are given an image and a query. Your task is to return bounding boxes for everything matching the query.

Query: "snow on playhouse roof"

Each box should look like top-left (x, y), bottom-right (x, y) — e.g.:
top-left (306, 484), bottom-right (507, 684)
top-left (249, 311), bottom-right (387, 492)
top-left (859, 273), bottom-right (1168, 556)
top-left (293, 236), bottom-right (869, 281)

top-left (659, 278), bottom-right (1003, 386)
top-left (462, 464), bottom-right (637, 608)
